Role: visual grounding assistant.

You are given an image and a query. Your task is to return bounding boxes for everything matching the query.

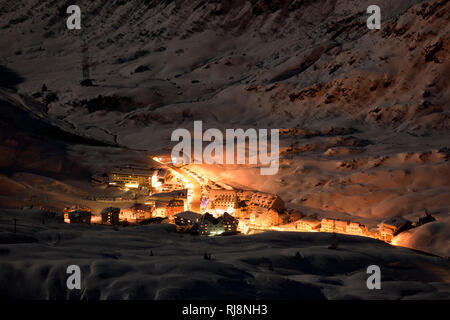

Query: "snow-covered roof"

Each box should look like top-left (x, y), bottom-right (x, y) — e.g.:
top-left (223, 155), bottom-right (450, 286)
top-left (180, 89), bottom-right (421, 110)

top-left (150, 189), bottom-right (188, 199)
top-left (380, 216), bottom-right (411, 229)
top-left (175, 211), bottom-right (202, 221)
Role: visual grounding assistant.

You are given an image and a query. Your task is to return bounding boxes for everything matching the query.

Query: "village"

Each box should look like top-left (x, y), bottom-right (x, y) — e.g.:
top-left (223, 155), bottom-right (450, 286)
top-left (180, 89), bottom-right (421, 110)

top-left (61, 156), bottom-right (436, 243)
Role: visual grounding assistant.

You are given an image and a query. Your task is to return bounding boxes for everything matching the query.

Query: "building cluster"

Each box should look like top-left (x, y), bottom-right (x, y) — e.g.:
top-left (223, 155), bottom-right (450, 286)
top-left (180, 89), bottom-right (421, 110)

top-left (80, 165), bottom-right (192, 225)
top-left (79, 163), bottom-right (438, 242)
top-left (63, 207), bottom-right (92, 224)
top-left (202, 189), bottom-right (287, 232)
top-left (64, 189), bottom-right (189, 226)
top-left (107, 165), bottom-right (184, 193)
top-left (120, 203), bottom-right (154, 222)
top-left (146, 189), bottom-right (188, 222)
top-left (174, 211), bottom-right (239, 236)
top-left (303, 217), bottom-right (396, 242)
top-left (320, 218), bottom-right (368, 236)
top-left (275, 214), bottom-right (431, 243)
top-left (102, 190), bottom-right (188, 225)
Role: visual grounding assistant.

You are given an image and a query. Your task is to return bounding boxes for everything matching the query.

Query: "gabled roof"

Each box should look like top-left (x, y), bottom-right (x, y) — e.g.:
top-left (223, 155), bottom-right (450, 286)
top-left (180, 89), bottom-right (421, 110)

top-left (201, 212), bottom-right (237, 225)
top-left (175, 211), bottom-right (202, 221)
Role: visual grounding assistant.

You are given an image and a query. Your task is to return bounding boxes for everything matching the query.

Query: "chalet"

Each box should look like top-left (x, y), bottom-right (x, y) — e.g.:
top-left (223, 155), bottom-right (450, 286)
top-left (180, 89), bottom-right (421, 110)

top-left (101, 207), bottom-right (120, 225)
top-left (174, 211), bottom-right (203, 232)
top-left (175, 211), bottom-right (202, 225)
top-left (198, 212), bottom-right (239, 236)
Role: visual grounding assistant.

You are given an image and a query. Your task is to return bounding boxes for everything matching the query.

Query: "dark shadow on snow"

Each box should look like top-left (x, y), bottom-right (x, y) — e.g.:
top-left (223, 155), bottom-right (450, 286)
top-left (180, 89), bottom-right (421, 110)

top-left (0, 65), bottom-right (24, 89)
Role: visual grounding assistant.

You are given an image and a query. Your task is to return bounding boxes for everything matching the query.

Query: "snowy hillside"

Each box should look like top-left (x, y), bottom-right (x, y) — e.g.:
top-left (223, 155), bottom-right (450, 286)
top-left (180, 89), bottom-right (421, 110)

top-left (0, 0), bottom-right (449, 298)
top-left (0, 208), bottom-right (449, 299)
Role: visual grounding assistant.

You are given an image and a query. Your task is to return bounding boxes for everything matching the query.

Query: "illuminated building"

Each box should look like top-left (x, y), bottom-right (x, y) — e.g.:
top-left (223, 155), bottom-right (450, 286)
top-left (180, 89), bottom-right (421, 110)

top-left (295, 217), bottom-right (321, 232)
top-left (319, 218), bottom-right (370, 237)
top-left (233, 200), bottom-right (249, 219)
top-left (238, 218), bottom-right (252, 234)
top-left (320, 218), bottom-right (349, 233)
top-left (198, 212), bottom-right (239, 236)
top-left (237, 190), bottom-right (285, 211)
top-left (207, 189), bottom-right (238, 215)
top-left (250, 207), bottom-right (282, 228)
top-left (120, 204), bottom-right (153, 223)
top-left (346, 222), bottom-right (368, 236)
top-left (367, 227), bottom-right (381, 239)
top-left (378, 216), bottom-right (412, 242)
top-left (147, 189), bottom-right (188, 213)
top-left (153, 199), bottom-right (185, 222)
top-left (153, 201), bottom-right (169, 218)
top-left (166, 199), bottom-right (185, 222)
top-left (378, 225), bottom-right (396, 242)
top-left (161, 182), bottom-right (185, 192)
top-left (206, 189), bottom-right (285, 219)
top-left (101, 207), bottom-right (120, 225)
top-left (174, 211), bottom-right (202, 232)
top-left (108, 166), bottom-right (168, 189)
top-left (63, 207), bottom-right (92, 224)
top-left (109, 166), bottom-right (154, 187)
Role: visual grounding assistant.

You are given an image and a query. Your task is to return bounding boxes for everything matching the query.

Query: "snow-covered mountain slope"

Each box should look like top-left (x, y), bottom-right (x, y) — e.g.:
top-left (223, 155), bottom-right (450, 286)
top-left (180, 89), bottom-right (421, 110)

top-left (0, 0), bottom-right (449, 256)
top-left (0, 0), bottom-right (448, 136)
